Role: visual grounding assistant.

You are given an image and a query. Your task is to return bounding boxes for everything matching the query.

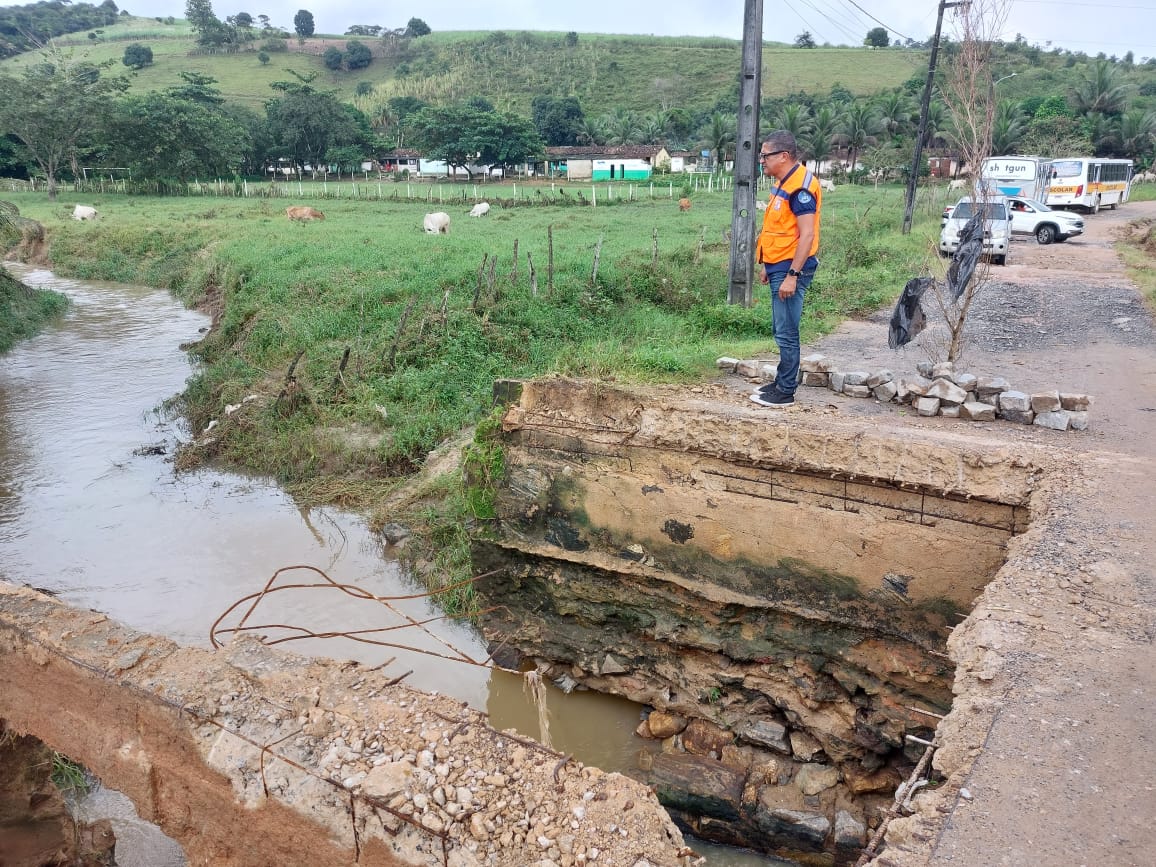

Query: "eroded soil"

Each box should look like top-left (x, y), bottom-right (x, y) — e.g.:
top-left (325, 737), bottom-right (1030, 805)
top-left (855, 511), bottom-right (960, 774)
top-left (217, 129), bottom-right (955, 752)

top-left (727, 203), bottom-right (1156, 866)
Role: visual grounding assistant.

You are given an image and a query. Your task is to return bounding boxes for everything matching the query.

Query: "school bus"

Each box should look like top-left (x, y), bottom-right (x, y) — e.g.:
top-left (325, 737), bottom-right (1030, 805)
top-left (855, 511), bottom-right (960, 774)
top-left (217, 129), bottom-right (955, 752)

top-left (1046, 157), bottom-right (1133, 213)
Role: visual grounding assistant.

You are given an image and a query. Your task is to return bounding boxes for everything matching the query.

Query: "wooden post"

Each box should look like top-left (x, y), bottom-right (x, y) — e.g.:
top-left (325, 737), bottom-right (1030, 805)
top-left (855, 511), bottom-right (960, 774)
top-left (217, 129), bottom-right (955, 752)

top-left (510, 239), bottom-right (519, 285)
top-left (547, 225), bottom-right (555, 295)
top-left (591, 234), bottom-right (604, 285)
top-left (385, 297), bottom-right (417, 373)
top-left (527, 251), bottom-right (538, 297)
top-left (652, 228), bottom-right (659, 264)
top-left (727, 0), bottom-right (764, 306)
top-left (473, 254), bottom-right (489, 311)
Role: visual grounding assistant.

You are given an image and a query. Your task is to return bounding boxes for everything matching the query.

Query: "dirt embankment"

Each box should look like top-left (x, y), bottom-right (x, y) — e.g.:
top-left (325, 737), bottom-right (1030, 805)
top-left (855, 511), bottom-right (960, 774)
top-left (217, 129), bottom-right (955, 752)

top-left (743, 202), bottom-right (1156, 867)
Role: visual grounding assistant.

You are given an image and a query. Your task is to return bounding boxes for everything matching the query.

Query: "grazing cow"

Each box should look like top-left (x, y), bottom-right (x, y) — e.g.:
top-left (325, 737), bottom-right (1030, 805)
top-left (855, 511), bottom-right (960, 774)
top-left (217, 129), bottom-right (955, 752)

top-left (948, 179), bottom-right (967, 191)
top-left (286, 206), bottom-right (325, 222)
top-left (678, 197), bottom-right (692, 212)
top-left (469, 202), bottom-right (491, 217)
top-left (1134, 171), bottom-right (1156, 183)
top-left (819, 178), bottom-right (836, 192)
top-left (72, 205), bottom-right (97, 221)
top-left (423, 212), bottom-right (450, 234)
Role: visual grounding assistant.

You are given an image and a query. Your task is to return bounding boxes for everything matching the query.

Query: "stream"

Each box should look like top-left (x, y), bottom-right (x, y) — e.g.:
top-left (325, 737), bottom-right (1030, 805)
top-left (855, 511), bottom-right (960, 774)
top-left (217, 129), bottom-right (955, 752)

top-left (0, 265), bottom-right (787, 867)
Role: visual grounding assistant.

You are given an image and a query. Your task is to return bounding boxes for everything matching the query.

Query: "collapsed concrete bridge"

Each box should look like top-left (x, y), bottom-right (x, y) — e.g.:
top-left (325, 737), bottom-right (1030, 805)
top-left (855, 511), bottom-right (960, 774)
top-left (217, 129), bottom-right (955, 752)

top-left (471, 379), bottom-right (1041, 863)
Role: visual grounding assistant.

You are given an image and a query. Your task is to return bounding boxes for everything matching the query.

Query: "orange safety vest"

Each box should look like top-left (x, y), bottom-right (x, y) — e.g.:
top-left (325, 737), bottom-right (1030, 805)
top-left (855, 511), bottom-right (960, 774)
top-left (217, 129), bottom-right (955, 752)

top-left (756, 164), bottom-right (822, 265)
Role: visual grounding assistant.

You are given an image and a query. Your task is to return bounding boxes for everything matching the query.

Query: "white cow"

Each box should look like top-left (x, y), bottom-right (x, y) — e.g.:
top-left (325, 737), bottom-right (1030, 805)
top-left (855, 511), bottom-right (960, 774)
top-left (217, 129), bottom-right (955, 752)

top-left (818, 179), bottom-right (836, 192)
top-left (72, 205), bottom-right (97, 221)
top-left (423, 212), bottom-right (450, 234)
top-left (469, 202), bottom-right (491, 217)
top-left (1134, 171), bottom-right (1156, 183)
top-left (948, 179), bottom-right (967, 191)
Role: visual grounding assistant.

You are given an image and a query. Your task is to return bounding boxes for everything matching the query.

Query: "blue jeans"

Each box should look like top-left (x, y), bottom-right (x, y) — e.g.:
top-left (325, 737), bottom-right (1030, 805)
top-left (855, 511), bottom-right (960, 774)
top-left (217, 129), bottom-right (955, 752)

top-left (766, 267), bottom-right (816, 395)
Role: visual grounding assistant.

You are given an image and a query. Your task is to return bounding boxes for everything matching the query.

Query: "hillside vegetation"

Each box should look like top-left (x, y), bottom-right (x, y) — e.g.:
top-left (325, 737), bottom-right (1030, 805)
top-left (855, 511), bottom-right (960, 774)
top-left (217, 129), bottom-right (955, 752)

top-left (13, 16), bottom-right (926, 117)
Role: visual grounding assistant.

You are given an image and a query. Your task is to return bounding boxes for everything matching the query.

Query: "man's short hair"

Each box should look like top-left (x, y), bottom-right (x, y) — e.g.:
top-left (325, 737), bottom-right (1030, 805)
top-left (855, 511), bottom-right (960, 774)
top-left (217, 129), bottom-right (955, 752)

top-left (764, 130), bottom-right (798, 159)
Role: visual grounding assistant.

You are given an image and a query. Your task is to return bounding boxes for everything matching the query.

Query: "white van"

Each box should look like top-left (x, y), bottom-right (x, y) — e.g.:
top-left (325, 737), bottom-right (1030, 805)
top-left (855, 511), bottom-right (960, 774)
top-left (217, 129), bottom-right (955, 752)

top-left (938, 195), bottom-right (1013, 265)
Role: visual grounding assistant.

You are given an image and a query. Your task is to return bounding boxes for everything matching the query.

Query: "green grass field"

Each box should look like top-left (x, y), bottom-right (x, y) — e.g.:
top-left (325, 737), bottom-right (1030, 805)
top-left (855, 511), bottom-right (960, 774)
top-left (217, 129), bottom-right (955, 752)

top-left (5, 17), bottom-right (926, 115)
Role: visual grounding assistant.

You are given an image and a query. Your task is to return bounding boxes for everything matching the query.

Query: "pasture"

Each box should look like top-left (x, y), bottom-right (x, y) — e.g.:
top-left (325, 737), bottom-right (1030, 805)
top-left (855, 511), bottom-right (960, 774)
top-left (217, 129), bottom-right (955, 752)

top-left (4, 182), bottom-right (949, 489)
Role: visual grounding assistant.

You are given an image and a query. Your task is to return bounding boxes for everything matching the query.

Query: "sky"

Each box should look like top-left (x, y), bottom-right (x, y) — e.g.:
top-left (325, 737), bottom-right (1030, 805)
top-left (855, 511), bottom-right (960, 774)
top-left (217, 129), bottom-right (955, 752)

top-left (7, 0), bottom-right (1156, 59)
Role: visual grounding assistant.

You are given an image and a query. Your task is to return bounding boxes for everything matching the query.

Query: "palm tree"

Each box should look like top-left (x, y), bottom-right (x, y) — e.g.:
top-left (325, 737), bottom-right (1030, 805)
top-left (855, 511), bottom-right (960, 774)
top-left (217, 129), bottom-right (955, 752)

top-left (875, 92), bottom-right (914, 141)
top-left (603, 108), bottom-right (640, 145)
top-left (576, 116), bottom-right (606, 146)
top-left (923, 101), bottom-right (948, 149)
top-left (1071, 60), bottom-right (1131, 118)
top-left (704, 113), bottom-right (735, 174)
top-left (638, 112), bottom-right (667, 145)
top-left (839, 102), bottom-right (883, 178)
top-left (801, 104), bottom-right (842, 175)
top-left (991, 100), bottom-right (1027, 155)
top-left (1119, 109), bottom-right (1156, 165)
top-left (771, 103), bottom-right (813, 139)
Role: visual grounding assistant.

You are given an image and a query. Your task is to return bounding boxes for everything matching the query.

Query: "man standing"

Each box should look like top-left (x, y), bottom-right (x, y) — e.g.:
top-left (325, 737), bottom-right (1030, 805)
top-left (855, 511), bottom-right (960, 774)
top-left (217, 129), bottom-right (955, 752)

top-left (751, 131), bottom-right (822, 408)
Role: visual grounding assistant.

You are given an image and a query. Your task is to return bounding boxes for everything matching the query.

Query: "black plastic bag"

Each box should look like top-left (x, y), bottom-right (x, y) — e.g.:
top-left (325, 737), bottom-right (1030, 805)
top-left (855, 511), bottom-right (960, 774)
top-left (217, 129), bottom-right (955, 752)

top-left (945, 213), bottom-right (984, 300)
top-left (888, 276), bottom-right (934, 349)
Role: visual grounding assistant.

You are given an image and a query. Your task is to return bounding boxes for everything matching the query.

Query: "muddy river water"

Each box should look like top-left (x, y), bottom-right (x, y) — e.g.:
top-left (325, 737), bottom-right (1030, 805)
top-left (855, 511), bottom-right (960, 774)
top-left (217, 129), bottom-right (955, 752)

top-left (0, 266), bottom-right (784, 867)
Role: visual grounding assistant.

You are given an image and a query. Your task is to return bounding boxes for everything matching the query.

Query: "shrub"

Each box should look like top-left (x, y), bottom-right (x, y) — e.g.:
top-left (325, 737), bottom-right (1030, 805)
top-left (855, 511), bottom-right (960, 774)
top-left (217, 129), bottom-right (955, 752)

top-left (260, 37), bottom-right (288, 53)
top-left (323, 46), bottom-right (343, 71)
top-left (122, 43), bottom-right (153, 70)
top-left (258, 51), bottom-right (270, 66)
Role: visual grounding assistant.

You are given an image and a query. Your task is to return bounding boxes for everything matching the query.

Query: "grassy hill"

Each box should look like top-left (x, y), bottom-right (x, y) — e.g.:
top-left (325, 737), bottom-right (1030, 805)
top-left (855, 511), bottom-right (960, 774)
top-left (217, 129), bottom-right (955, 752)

top-left (5, 16), bottom-right (927, 117)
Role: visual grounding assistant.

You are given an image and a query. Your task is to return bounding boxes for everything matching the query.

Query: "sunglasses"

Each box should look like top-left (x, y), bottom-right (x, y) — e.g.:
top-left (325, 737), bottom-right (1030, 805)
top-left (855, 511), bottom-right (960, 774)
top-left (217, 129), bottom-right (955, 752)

top-left (760, 150), bottom-right (787, 160)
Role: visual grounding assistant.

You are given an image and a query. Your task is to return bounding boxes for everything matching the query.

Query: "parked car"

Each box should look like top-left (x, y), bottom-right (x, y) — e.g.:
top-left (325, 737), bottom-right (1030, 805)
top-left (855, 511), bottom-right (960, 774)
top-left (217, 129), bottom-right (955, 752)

top-left (1006, 196), bottom-right (1084, 244)
top-left (939, 196), bottom-right (1012, 265)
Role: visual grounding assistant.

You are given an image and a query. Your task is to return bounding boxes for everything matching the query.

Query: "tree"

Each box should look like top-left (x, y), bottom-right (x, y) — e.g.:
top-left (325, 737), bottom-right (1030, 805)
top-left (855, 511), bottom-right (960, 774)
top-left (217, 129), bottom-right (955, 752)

top-left (407, 103), bottom-right (543, 179)
top-left (345, 40), bottom-right (372, 70)
top-left (704, 113), bottom-right (734, 173)
top-left (991, 99), bottom-right (1027, 155)
top-left (0, 46), bottom-right (124, 200)
top-left (795, 32), bottom-right (816, 49)
top-left (293, 9), bottom-right (314, 40)
top-left (838, 101), bottom-right (882, 176)
top-left (122, 43), bottom-right (153, 69)
top-left (404, 18), bottom-right (431, 38)
top-left (322, 46), bottom-right (343, 70)
top-left (564, 32), bottom-right (578, 48)
top-left (864, 27), bottom-right (889, 49)
top-left (801, 104), bottom-right (841, 171)
top-left (258, 51), bottom-right (269, 65)
top-left (264, 73), bottom-right (373, 174)
top-left (1071, 60), bottom-right (1131, 118)
top-left (532, 95), bottom-right (585, 146)
top-left (771, 103), bottom-right (813, 139)
top-left (104, 78), bottom-right (252, 180)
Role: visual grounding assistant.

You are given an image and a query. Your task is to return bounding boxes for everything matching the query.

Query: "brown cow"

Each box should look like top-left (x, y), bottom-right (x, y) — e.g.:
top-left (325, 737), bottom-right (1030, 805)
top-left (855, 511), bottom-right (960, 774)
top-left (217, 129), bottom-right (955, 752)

top-left (286, 206), bottom-right (325, 222)
top-left (678, 197), bottom-right (691, 212)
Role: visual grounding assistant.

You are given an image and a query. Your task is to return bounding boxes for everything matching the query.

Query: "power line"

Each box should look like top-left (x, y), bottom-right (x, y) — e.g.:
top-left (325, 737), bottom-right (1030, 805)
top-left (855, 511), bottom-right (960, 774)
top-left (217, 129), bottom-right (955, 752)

top-left (798, 0), bottom-right (866, 43)
top-left (842, 0), bottom-right (915, 41)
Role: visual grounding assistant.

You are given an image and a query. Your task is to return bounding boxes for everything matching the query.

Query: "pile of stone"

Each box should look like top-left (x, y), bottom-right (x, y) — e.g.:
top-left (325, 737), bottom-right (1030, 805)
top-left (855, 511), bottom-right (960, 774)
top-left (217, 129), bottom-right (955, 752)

top-left (720, 356), bottom-right (1092, 431)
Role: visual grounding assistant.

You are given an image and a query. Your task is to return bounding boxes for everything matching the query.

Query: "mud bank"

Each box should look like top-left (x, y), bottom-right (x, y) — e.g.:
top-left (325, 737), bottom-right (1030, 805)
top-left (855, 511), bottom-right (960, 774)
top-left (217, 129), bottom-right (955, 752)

top-left (471, 379), bottom-right (1043, 863)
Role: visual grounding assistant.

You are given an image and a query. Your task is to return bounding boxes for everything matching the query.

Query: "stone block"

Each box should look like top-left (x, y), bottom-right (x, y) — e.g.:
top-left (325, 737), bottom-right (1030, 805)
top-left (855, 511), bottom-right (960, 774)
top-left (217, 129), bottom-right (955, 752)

top-left (1034, 409), bottom-right (1072, 431)
top-left (683, 718), bottom-right (734, 757)
top-left (800, 371), bottom-right (829, 388)
top-left (1030, 390), bottom-right (1062, 413)
top-left (961, 402), bottom-right (996, 421)
top-left (915, 361), bottom-right (934, 377)
top-left (753, 804), bottom-right (830, 847)
top-left (834, 810), bottom-right (867, 849)
top-left (651, 754), bottom-right (745, 821)
top-left (925, 378), bottom-right (968, 404)
top-left (842, 371), bottom-right (869, 387)
top-left (940, 404), bottom-right (961, 418)
top-left (865, 369), bottom-right (894, 388)
top-left (789, 730), bottom-right (822, 761)
top-left (795, 763), bottom-right (840, 796)
top-left (738, 719), bottom-right (790, 754)
top-left (979, 394), bottom-right (998, 406)
top-left (736, 359), bottom-right (761, 378)
top-left (916, 397), bottom-right (941, 417)
top-left (900, 376), bottom-right (933, 397)
top-left (1070, 411), bottom-right (1089, 431)
top-left (760, 363), bottom-right (777, 383)
top-left (829, 371), bottom-right (845, 393)
top-left (976, 375), bottom-right (1011, 398)
top-left (953, 372), bottom-right (978, 392)
top-left (931, 361), bottom-right (955, 379)
top-left (646, 711), bottom-right (688, 739)
top-left (799, 353), bottom-right (831, 373)
top-left (999, 390), bottom-right (1031, 412)
top-left (1001, 409), bottom-right (1035, 425)
top-left (716, 357), bottom-right (739, 372)
top-left (1060, 392), bottom-right (1092, 411)
top-left (873, 382), bottom-right (898, 403)
top-left (844, 384), bottom-right (871, 398)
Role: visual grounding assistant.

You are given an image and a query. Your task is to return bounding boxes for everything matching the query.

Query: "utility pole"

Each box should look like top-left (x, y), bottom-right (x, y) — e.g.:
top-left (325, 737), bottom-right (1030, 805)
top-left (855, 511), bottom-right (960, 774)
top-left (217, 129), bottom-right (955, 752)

top-left (727, 0), bottom-right (764, 306)
top-left (902, 0), bottom-right (968, 234)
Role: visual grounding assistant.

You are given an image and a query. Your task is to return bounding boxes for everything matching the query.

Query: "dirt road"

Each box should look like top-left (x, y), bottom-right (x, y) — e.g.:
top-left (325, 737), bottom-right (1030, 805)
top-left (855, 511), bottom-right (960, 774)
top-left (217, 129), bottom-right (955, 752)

top-left (745, 202), bottom-right (1156, 866)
